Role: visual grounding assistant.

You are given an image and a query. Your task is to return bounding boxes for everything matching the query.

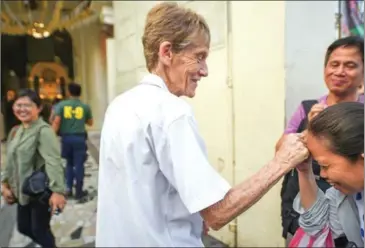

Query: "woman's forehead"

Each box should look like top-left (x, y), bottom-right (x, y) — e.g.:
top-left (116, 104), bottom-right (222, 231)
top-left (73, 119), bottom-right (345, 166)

top-left (307, 134), bottom-right (332, 155)
top-left (15, 96), bottom-right (33, 103)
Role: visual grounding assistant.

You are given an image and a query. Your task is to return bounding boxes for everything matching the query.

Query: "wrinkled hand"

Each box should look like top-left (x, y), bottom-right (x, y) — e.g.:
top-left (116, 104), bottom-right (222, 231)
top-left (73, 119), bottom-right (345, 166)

top-left (308, 103), bottom-right (326, 123)
top-left (275, 133), bottom-right (309, 172)
top-left (1, 187), bottom-right (15, 205)
top-left (49, 192), bottom-right (66, 215)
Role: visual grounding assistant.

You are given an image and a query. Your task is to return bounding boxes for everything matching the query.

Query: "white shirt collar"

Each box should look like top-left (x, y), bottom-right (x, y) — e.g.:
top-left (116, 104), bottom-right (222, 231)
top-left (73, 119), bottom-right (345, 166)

top-left (140, 73), bottom-right (169, 92)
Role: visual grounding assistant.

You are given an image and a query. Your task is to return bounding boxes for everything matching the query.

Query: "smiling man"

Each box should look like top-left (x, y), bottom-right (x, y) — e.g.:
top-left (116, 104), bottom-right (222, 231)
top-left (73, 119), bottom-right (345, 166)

top-left (96, 2), bottom-right (309, 247)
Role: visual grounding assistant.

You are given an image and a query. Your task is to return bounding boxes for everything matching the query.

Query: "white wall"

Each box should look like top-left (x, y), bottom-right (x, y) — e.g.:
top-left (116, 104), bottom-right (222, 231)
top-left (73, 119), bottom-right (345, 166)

top-left (285, 1), bottom-right (338, 122)
top-left (113, 1), bottom-right (158, 93)
top-left (106, 38), bottom-right (117, 103)
top-left (231, 1), bottom-right (286, 246)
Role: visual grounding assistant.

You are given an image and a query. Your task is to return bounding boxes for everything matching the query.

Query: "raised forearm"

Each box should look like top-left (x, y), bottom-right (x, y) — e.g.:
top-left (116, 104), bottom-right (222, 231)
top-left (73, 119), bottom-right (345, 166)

top-left (201, 158), bottom-right (287, 230)
top-left (297, 170), bottom-right (318, 210)
top-left (275, 134), bottom-right (286, 152)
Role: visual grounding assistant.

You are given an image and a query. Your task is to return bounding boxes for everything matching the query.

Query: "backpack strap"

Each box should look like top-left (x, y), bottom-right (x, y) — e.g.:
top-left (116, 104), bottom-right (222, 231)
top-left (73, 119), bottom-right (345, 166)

top-left (35, 124), bottom-right (49, 157)
top-left (9, 124), bottom-right (47, 143)
top-left (35, 124), bottom-right (48, 145)
top-left (31, 124), bottom-right (49, 172)
top-left (9, 125), bottom-right (20, 141)
top-left (297, 100), bottom-right (318, 133)
top-left (302, 100), bottom-right (318, 116)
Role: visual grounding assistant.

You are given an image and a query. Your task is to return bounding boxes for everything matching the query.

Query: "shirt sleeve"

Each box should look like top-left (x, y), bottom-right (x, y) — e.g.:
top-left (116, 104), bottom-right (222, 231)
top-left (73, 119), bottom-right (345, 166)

top-left (85, 105), bottom-right (93, 120)
top-left (1, 152), bottom-right (10, 184)
top-left (38, 126), bottom-right (65, 194)
top-left (293, 188), bottom-right (344, 238)
top-left (1, 127), bottom-right (19, 184)
top-left (156, 114), bottom-right (232, 214)
top-left (284, 103), bottom-right (306, 134)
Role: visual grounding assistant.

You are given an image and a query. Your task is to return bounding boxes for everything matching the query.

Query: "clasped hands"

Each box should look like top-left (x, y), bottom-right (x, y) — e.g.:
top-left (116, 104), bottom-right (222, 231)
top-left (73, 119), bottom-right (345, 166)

top-left (275, 131), bottom-right (311, 173)
top-left (276, 103), bottom-right (327, 172)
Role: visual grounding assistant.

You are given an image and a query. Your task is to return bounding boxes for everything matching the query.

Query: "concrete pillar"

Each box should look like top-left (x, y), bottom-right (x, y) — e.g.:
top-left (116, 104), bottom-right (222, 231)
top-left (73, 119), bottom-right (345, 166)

top-left (106, 38), bottom-right (117, 103)
top-left (70, 21), bottom-right (108, 130)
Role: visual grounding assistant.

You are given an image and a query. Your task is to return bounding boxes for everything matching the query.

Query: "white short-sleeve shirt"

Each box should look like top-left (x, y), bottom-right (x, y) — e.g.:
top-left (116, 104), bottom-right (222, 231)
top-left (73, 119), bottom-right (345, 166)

top-left (95, 74), bottom-right (231, 247)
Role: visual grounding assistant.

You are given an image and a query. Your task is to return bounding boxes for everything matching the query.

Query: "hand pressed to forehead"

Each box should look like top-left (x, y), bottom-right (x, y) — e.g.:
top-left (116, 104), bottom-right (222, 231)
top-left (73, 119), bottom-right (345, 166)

top-left (298, 130), bottom-right (308, 143)
top-left (308, 103), bottom-right (326, 123)
top-left (276, 133), bottom-right (309, 171)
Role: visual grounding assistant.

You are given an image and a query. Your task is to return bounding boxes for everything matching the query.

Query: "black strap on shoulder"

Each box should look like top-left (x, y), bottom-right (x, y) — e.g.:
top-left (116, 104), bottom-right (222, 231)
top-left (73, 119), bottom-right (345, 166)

top-left (34, 124), bottom-right (49, 171)
top-left (9, 125), bottom-right (20, 141)
top-left (302, 100), bottom-right (318, 116)
top-left (297, 100), bottom-right (318, 133)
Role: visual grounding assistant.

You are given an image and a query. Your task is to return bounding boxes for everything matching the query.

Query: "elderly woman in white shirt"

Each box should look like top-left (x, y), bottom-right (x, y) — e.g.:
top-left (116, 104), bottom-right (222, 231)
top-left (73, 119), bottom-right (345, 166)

top-left (294, 102), bottom-right (364, 247)
top-left (95, 2), bottom-right (310, 247)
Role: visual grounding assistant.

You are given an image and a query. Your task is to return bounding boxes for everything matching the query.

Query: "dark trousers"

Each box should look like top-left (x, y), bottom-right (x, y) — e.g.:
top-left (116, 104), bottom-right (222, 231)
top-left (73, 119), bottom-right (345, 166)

top-left (17, 201), bottom-right (56, 248)
top-left (61, 134), bottom-right (87, 197)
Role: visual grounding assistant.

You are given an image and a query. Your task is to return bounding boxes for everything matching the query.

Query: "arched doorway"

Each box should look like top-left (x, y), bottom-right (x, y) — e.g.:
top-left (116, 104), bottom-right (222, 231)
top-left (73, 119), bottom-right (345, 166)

top-left (29, 62), bottom-right (69, 100)
top-left (29, 62), bottom-right (70, 122)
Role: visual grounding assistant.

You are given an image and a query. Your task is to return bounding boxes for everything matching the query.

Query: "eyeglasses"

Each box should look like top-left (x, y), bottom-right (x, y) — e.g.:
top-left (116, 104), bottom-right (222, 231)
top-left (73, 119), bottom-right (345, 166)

top-left (13, 103), bottom-right (34, 110)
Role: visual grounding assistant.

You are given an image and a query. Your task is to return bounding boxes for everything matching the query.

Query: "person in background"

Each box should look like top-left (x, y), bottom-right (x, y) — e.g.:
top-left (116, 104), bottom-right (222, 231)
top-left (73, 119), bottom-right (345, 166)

top-left (294, 102), bottom-right (364, 247)
top-left (1, 89), bottom-right (66, 248)
top-left (1, 89), bottom-right (20, 142)
top-left (52, 83), bottom-right (93, 201)
top-left (277, 36), bottom-right (364, 246)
